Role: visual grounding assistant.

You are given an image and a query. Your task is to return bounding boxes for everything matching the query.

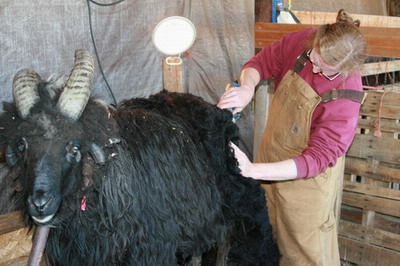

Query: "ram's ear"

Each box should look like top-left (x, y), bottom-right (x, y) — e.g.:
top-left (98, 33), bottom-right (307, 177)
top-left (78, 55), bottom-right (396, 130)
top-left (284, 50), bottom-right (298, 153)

top-left (0, 164), bottom-right (24, 213)
top-left (89, 143), bottom-right (106, 165)
top-left (5, 162), bottom-right (25, 192)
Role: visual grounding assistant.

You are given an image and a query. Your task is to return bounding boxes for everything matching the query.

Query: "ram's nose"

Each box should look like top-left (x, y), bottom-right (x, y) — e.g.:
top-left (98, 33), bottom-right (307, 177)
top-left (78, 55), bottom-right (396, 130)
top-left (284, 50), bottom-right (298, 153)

top-left (31, 189), bottom-right (53, 212)
top-left (28, 189), bottom-right (59, 224)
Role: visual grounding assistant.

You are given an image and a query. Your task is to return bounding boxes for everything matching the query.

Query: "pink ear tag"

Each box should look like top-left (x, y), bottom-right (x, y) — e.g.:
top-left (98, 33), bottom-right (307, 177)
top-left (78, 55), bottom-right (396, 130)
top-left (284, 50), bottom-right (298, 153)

top-left (80, 195), bottom-right (87, 211)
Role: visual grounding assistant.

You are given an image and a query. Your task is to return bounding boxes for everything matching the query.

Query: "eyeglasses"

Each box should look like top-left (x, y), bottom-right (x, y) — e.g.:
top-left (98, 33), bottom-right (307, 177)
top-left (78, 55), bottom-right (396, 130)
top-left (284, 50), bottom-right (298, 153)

top-left (306, 49), bottom-right (341, 81)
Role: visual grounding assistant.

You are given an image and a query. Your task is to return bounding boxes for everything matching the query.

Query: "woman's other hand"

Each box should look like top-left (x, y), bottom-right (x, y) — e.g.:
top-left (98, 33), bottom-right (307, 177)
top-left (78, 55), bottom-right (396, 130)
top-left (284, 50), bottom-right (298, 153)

top-left (230, 142), bottom-right (253, 177)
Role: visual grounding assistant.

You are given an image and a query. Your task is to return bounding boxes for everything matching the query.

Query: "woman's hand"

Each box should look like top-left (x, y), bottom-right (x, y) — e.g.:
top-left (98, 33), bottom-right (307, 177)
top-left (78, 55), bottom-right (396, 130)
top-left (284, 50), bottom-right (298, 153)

top-left (230, 142), bottom-right (253, 177)
top-left (218, 68), bottom-right (260, 113)
top-left (217, 84), bottom-right (254, 114)
top-left (230, 142), bottom-right (298, 181)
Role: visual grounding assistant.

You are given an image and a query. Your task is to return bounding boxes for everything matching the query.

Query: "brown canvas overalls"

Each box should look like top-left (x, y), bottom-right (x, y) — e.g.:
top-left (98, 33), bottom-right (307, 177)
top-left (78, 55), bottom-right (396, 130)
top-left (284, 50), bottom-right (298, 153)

top-left (256, 52), bottom-right (364, 266)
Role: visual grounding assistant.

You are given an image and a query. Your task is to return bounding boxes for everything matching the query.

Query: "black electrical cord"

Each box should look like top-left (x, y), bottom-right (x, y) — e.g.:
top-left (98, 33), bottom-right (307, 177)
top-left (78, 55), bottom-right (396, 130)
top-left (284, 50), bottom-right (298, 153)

top-left (86, 0), bottom-right (127, 106)
top-left (88, 0), bottom-right (126, 7)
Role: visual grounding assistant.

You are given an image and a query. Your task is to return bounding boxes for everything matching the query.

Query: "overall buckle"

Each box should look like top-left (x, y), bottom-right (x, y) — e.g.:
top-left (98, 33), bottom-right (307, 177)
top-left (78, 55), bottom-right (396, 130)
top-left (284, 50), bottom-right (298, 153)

top-left (330, 89), bottom-right (338, 101)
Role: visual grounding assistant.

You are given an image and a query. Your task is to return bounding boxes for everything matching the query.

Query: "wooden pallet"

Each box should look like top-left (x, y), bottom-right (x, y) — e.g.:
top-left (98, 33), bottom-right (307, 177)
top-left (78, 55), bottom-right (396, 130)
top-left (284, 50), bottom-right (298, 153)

top-left (341, 89), bottom-right (400, 265)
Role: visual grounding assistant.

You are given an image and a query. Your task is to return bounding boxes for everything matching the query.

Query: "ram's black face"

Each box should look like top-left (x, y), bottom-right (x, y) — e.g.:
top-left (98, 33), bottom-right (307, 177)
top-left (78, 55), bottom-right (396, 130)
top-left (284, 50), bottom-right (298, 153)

top-left (4, 115), bottom-right (86, 224)
top-left (1, 50), bottom-right (101, 224)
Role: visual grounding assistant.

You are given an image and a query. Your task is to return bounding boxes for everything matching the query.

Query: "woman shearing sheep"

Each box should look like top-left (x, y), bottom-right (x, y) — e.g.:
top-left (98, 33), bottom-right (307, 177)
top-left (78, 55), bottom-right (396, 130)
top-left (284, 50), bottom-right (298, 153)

top-left (218, 9), bottom-right (367, 266)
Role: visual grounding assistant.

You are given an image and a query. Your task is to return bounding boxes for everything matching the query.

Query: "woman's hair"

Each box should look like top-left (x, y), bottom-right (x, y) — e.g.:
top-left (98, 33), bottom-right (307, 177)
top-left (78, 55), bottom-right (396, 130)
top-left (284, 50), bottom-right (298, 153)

top-left (313, 9), bottom-right (367, 76)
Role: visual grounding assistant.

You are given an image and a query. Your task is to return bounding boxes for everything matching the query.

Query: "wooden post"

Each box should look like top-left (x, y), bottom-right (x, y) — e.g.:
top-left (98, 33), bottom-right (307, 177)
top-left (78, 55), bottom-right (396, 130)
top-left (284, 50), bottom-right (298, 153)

top-left (334, 156), bottom-right (345, 229)
top-left (253, 80), bottom-right (273, 161)
top-left (163, 58), bottom-right (183, 93)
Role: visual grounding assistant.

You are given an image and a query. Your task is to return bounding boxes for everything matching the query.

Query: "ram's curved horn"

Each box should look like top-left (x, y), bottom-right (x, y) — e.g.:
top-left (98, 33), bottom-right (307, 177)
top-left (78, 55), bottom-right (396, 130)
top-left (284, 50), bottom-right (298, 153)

top-left (12, 69), bottom-right (41, 119)
top-left (56, 49), bottom-right (94, 121)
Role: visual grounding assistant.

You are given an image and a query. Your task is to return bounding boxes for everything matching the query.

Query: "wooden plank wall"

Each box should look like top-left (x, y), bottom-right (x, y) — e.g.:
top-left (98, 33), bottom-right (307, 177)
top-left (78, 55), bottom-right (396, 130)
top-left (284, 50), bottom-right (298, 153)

top-left (254, 21), bottom-right (400, 265)
top-left (255, 23), bottom-right (400, 58)
top-left (292, 11), bottom-right (400, 28)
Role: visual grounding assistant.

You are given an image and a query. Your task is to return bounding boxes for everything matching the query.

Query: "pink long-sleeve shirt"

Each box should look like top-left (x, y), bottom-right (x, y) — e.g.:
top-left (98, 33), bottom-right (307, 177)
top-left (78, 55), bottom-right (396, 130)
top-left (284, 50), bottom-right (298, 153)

top-left (244, 28), bottom-right (362, 178)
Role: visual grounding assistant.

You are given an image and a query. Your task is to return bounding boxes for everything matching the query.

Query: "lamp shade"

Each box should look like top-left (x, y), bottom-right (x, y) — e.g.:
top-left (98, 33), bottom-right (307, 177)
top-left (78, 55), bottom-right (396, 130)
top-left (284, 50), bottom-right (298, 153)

top-left (152, 16), bottom-right (196, 56)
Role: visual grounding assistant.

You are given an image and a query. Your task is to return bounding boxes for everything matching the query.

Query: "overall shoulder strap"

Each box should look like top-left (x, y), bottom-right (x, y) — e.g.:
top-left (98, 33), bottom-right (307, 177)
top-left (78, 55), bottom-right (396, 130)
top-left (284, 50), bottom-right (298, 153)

top-left (291, 51), bottom-right (308, 74)
top-left (320, 89), bottom-right (366, 104)
top-left (292, 50), bottom-right (367, 104)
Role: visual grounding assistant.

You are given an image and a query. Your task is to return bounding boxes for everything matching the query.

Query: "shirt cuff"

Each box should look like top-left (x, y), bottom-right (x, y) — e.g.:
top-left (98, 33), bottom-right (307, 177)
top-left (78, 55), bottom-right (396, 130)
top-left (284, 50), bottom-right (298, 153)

top-left (293, 156), bottom-right (308, 178)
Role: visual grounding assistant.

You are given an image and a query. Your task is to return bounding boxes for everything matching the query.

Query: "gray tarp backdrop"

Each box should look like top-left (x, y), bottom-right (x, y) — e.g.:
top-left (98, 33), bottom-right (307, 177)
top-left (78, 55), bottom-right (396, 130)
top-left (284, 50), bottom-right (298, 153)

top-left (0, 0), bottom-right (255, 156)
